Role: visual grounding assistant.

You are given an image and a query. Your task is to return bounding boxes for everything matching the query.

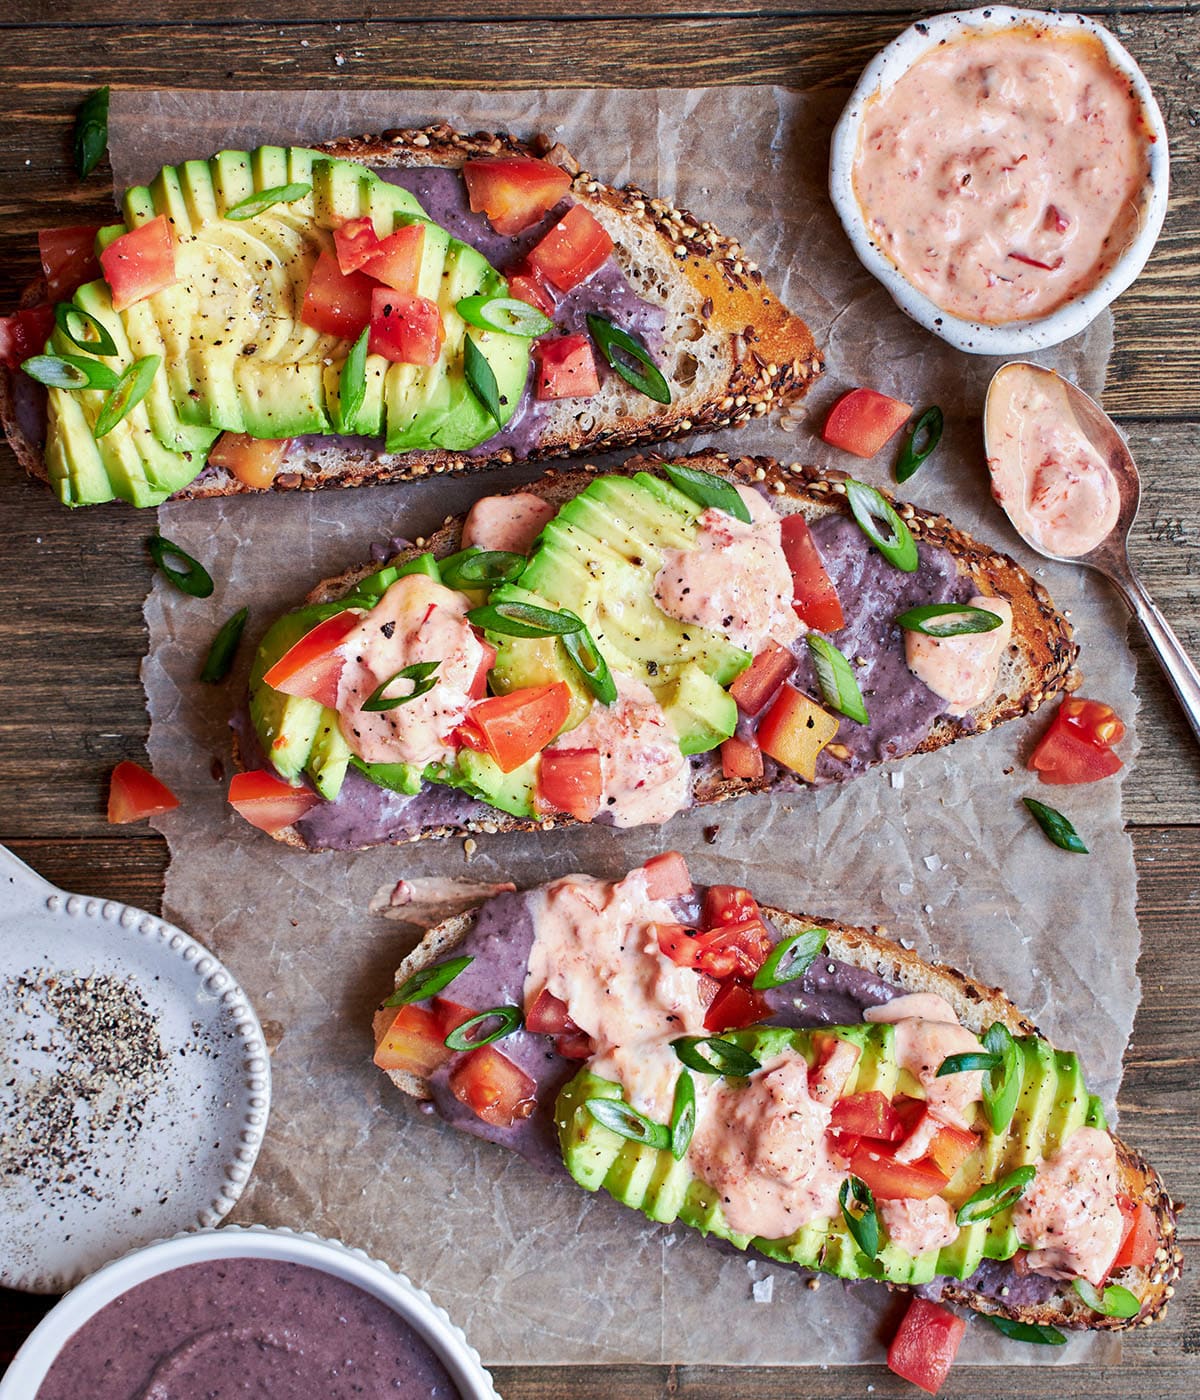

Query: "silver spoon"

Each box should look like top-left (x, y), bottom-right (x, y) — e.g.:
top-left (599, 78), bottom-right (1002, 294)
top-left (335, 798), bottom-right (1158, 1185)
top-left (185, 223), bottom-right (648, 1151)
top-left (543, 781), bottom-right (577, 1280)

top-left (983, 361), bottom-right (1200, 743)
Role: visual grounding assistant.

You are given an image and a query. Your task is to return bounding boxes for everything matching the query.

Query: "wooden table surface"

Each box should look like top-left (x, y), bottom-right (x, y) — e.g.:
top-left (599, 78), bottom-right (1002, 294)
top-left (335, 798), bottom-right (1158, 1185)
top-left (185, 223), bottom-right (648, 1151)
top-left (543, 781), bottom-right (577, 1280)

top-left (1, 3), bottom-right (1196, 1396)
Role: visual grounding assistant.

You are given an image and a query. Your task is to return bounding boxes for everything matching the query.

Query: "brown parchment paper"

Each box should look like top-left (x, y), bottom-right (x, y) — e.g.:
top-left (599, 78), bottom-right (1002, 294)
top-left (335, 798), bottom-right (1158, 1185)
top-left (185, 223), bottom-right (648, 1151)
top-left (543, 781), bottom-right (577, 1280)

top-left (118, 87), bottom-right (1139, 1367)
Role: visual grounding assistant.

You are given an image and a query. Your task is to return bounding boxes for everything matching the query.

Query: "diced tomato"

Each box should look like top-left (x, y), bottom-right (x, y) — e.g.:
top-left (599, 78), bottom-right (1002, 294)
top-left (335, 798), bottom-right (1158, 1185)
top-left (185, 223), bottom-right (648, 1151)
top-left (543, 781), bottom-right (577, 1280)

top-left (822, 387), bottom-right (913, 460)
top-left (890, 1094), bottom-right (928, 1140)
top-left (848, 1142), bottom-right (950, 1200)
top-left (703, 979), bottom-right (772, 1033)
top-left (99, 215), bottom-right (177, 311)
top-left (729, 642), bottom-right (796, 717)
top-left (433, 998), bottom-right (477, 1039)
top-left (1029, 696), bottom-right (1125, 785)
top-left (0, 304), bottom-right (55, 370)
top-left (107, 760), bottom-right (180, 824)
top-left (695, 919), bottom-right (773, 980)
top-left (459, 683), bottom-right (571, 773)
top-left (39, 225), bottom-right (102, 300)
top-left (449, 1045), bottom-right (537, 1128)
top-left (555, 1030), bottom-right (595, 1060)
top-left (1109, 1197), bottom-right (1157, 1273)
top-left (463, 156), bottom-right (572, 236)
top-left (926, 1122), bottom-right (979, 1180)
top-left (207, 432), bottom-right (291, 490)
top-left (696, 973), bottom-right (721, 1009)
top-left (756, 684), bottom-right (840, 782)
top-left (829, 1091), bottom-right (904, 1142)
top-left (702, 885), bottom-right (760, 930)
top-left (721, 735), bottom-right (764, 781)
top-left (887, 1298), bottom-right (967, 1396)
top-left (536, 747), bottom-right (602, 821)
top-left (1058, 696), bottom-right (1127, 748)
top-left (368, 288), bottom-right (445, 365)
top-left (300, 249), bottom-right (375, 338)
top-left (642, 851), bottom-right (693, 901)
top-left (525, 988), bottom-right (577, 1036)
top-left (228, 769), bottom-right (321, 834)
top-left (332, 216), bottom-right (383, 274)
top-left (780, 515), bottom-right (845, 632)
top-left (533, 335), bottom-right (600, 400)
top-left (507, 260), bottom-right (556, 316)
top-left (656, 923), bottom-right (701, 969)
top-left (468, 638), bottom-right (496, 701)
top-left (374, 1003), bottom-right (453, 1076)
top-left (360, 223), bottom-right (425, 294)
top-left (262, 610), bottom-right (360, 709)
top-left (527, 205), bottom-right (613, 292)
top-left (808, 1035), bottom-right (862, 1103)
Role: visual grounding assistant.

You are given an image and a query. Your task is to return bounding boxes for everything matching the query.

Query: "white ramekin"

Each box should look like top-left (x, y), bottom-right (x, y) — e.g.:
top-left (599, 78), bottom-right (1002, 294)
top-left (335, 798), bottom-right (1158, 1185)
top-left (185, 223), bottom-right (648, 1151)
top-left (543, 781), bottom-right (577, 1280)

top-left (828, 6), bottom-right (1170, 354)
top-left (0, 1225), bottom-right (499, 1400)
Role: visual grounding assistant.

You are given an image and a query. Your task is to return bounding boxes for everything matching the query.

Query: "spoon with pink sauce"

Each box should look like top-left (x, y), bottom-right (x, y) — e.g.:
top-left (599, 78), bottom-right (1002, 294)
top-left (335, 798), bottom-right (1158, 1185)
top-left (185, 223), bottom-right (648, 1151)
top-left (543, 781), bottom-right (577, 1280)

top-left (984, 361), bottom-right (1200, 742)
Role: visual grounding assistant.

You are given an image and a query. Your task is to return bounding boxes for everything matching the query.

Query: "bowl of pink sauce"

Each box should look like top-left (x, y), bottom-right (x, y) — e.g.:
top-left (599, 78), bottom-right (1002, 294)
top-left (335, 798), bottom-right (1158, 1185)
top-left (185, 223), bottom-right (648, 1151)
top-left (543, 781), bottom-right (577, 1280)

top-left (0, 1225), bottom-right (499, 1400)
top-left (829, 7), bottom-right (1169, 353)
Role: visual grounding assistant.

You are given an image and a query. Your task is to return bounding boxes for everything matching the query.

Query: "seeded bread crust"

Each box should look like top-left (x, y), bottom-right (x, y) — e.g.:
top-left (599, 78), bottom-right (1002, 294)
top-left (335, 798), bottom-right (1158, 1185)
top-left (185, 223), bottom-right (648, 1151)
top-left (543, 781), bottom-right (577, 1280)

top-left (0, 124), bottom-right (821, 501)
top-left (243, 453), bottom-right (1078, 851)
top-left (373, 899), bottom-right (1182, 1332)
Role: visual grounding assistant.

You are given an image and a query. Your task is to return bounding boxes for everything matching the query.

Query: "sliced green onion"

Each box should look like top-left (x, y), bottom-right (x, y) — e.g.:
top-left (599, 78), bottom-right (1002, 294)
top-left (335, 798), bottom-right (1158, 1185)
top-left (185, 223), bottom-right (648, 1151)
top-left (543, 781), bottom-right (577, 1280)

top-left (336, 326), bottom-right (369, 434)
top-left (1085, 1093), bottom-right (1109, 1131)
top-left (1072, 1278), bottom-right (1140, 1319)
top-left (988, 1317), bottom-right (1066, 1346)
top-left (839, 1175), bottom-right (880, 1260)
top-left (586, 313), bottom-right (671, 404)
top-left (981, 1023), bottom-right (1022, 1134)
top-left (225, 182), bottom-right (312, 221)
top-left (467, 601), bottom-right (584, 639)
top-left (147, 534), bottom-right (214, 598)
top-left (361, 660), bottom-right (441, 712)
top-left (352, 756), bottom-right (424, 796)
top-left (464, 335), bottom-right (502, 428)
top-left (955, 1164), bottom-right (1037, 1225)
top-left (443, 1004), bottom-right (523, 1050)
top-left (807, 634), bottom-right (868, 725)
top-left (561, 614), bottom-right (618, 705)
top-left (55, 303), bottom-right (118, 358)
top-left (94, 355), bottom-right (160, 438)
top-left (673, 1036), bottom-right (761, 1078)
top-left (751, 928), bottom-right (827, 990)
top-left (895, 405), bottom-right (943, 484)
top-left (21, 354), bottom-right (119, 391)
top-left (661, 463), bottom-right (751, 523)
top-left (895, 603), bottom-right (1004, 638)
top-left (74, 85), bottom-right (109, 179)
top-left (457, 294), bottom-right (553, 338)
top-left (936, 1051), bottom-right (1001, 1076)
top-left (440, 549), bottom-right (526, 591)
top-left (384, 955), bottom-right (474, 1007)
top-left (845, 479), bottom-right (919, 573)
top-left (669, 1070), bottom-right (696, 1161)
top-left (586, 1097), bottom-right (670, 1151)
top-left (200, 606), bottom-right (248, 684)
top-left (1024, 798), bottom-right (1088, 854)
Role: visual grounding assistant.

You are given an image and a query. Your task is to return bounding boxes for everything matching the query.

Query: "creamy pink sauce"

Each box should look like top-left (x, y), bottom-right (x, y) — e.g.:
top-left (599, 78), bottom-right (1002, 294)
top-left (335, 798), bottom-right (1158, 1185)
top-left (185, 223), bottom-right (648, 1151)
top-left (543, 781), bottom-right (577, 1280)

top-left (987, 365), bottom-right (1121, 557)
top-left (1013, 1126), bottom-right (1123, 1286)
top-left (864, 993), bottom-right (983, 1130)
top-left (853, 27), bottom-right (1152, 324)
top-left (905, 595), bottom-right (1012, 718)
top-left (461, 491), bottom-right (557, 555)
top-left (336, 574), bottom-right (487, 768)
top-left (880, 1195), bottom-right (961, 1256)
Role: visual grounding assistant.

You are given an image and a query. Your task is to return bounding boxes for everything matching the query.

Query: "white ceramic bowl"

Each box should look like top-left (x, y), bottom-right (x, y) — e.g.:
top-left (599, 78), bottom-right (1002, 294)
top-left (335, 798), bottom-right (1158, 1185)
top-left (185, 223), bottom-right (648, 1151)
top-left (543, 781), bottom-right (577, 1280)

top-left (0, 1225), bottom-right (499, 1400)
top-left (829, 6), bottom-right (1170, 353)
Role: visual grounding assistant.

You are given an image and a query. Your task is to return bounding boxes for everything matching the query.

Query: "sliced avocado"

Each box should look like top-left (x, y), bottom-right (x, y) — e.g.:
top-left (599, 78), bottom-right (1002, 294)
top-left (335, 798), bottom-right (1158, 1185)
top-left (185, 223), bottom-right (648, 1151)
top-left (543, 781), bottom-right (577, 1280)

top-left (323, 351), bottom-right (388, 438)
top-left (248, 605), bottom-right (343, 783)
top-left (659, 662), bottom-right (738, 755)
top-left (44, 389), bottom-right (114, 507)
top-left (310, 157), bottom-right (424, 234)
top-left (435, 748), bottom-right (540, 819)
top-left (306, 713), bottom-right (353, 799)
top-left (210, 149), bottom-right (257, 213)
top-left (179, 158), bottom-right (220, 228)
top-left (352, 757), bottom-right (425, 796)
top-left (251, 145), bottom-right (292, 194)
top-left (148, 161), bottom-right (194, 238)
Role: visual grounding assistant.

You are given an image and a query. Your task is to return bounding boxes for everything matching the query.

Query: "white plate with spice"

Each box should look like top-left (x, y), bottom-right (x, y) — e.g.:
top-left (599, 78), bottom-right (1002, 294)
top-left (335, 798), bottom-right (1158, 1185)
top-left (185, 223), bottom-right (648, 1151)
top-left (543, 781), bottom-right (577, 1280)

top-left (0, 844), bottom-right (270, 1292)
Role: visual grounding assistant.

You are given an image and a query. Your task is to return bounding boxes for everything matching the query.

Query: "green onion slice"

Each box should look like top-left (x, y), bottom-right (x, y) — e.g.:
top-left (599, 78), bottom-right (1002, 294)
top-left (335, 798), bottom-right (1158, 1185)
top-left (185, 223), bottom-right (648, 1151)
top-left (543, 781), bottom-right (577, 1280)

top-left (1072, 1278), bottom-right (1140, 1319)
top-left (440, 548), bottom-right (526, 591)
top-left (895, 602), bottom-right (1004, 638)
top-left (147, 534), bottom-right (214, 598)
top-left (457, 294), bottom-right (553, 338)
top-left (988, 1317), bottom-right (1066, 1346)
top-left (464, 335), bottom-right (502, 428)
top-left (561, 614), bottom-right (618, 705)
top-left (955, 1164), bottom-right (1037, 1225)
top-left (980, 1023), bottom-right (1022, 1135)
top-left (467, 601), bottom-right (584, 639)
top-left (586, 313), bottom-right (671, 404)
top-left (839, 1175), bottom-right (880, 1260)
top-left (807, 634), bottom-right (869, 725)
top-left (21, 354), bottom-right (119, 391)
top-left (443, 1004), bottom-right (523, 1051)
top-left (936, 1050), bottom-right (1000, 1076)
top-left (895, 405), bottom-right (943, 484)
top-left (54, 303), bottom-right (118, 358)
top-left (225, 182), bottom-right (313, 221)
top-left (662, 462), bottom-right (751, 523)
top-left (200, 606), bottom-right (248, 684)
top-left (1085, 1093), bottom-right (1109, 1131)
top-left (586, 1096), bottom-right (671, 1151)
top-left (1023, 797), bottom-right (1088, 854)
top-left (94, 355), bottom-right (160, 438)
top-left (669, 1070), bottom-right (696, 1161)
top-left (385, 955), bottom-right (474, 1007)
top-left (845, 479), bottom-right (919, 573)
top-left (751, 928), bottom-right (828, 990)
top-left (361, 660), bottom-right (441, 712)
top-left (673, 1035), bottom-right (762, 1078)
top-left (336, 326), bottom-right (369, 434)
top-left (74, 85), bottom-right (110, 179)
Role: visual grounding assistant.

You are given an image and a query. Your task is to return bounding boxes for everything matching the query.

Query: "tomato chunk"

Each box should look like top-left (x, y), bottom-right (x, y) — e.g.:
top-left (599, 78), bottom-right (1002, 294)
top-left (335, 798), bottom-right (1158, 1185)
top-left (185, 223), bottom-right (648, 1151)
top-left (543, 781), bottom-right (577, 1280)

top-left (849, 1142), bottom-right (950, 1200)
top-left (702, 884), bottom-right (760, 930)
top-left (207, 432), bottom-right (291, 490)
top-left (533, 334), bottom-right (600, 400)
top-left (39, 225), bottom-right (102, 300)
top-left (0, 305), bottom-right (55, 370)
top-left (459, 683), bottom-right (571, 773)
top-left (703, 979), bottom-right (771, 1033)
top-left (729, 642), bottom-right (796, 717)
top-left (300, 249), bottom-right (375, 338)
top-left (527, 205), bottom-right (613, 292)
top-left (99, 216), bottom-right (177, 311)
top-left (536, 747), bottom-right (602, 821)
top-left (262, 610), bottom-right (360, 709)
top-left (780, 514), bottom-right (845, 632)
top-left (332, 216), bottom-right (383, 274)
top-left (829, 1091), bottom-right (904, 1142)
top-left (926, 1122), bottom-right (979, 1180)
top-left (822, 387), bottom-right (912, 460)
top-left (525, 988), bottom-right (577, 1035)
top-left (374, 1003), bottom-right (453, 1077)
top-left (809, 1037), bottom-right (862, 1103)
top-left (642, 851), bottom-right (693, 901)
top-left (228, 769), bottom-right (321, 834)
top-left (756, 684), bottom-right (840, 782)
top-left (369, 288), bottom-right (445, 366)
top-left (360, 223), bottom-right (425, 294)
top-left (887, 1298), bottom-right (966, 1396)
top-left (721, 735), bottom-right (764, 781)
top-left (463, 156), bottom-right (572, 236)
top-left (449, 1045), bottom-right (537, 1128)
top-left (656, 923), bottom-right (702, 969)
top-left (1029, 696), bottom-right (1125, 785)
top-left (507, 260), bottom-right (556, 316)
top-left (694, 920), bottom-right (773, 980)
top-left (555, 1030), bottom-right (595, 1060)
top-left (107, 760), bottom-right (179, 824)
top-left (1109, 1197), bottom-right (1157, 1273)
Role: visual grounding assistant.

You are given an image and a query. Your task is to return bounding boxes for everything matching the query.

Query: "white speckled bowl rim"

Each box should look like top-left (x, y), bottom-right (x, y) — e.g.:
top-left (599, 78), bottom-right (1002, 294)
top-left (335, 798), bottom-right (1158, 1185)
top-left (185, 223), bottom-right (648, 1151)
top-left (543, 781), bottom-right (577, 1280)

top-left (828, 5), bottom-right (1170, 354)
top-left (0, 1225), bottom-right (500, 1400)
top-left (0, 844), bottom-right (270, 1293)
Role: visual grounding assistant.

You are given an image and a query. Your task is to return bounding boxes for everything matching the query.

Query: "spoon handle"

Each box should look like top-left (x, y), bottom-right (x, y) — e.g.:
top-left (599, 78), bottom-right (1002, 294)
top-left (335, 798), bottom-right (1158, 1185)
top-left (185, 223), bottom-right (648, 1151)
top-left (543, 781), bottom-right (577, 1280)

top-left (1108, 563), bottom-right (1200, 745)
